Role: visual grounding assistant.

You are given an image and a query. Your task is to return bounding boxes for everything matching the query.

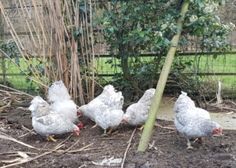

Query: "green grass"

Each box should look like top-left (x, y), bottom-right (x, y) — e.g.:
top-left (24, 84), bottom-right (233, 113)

top-left (0, 58), bottom-right (41, 91)
top-left (1, 53), bottom-right (236, 95)
top-left (95, 53), bottom-right (236, 96)
top-left (180, 54), bottom-right (236, 91)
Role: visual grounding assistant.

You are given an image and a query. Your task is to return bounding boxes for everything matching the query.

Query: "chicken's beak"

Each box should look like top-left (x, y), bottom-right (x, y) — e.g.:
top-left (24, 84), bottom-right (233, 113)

top-left (213, 128), bottom-right (223, 137)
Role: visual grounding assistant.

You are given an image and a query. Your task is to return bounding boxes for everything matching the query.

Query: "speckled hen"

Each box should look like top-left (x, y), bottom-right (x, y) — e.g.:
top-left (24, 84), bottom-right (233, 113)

top-left (174, 91), bottom-right (223, 149)
top-left (29, 96), bottom-right (80, 141)
top-left (79, 85), bottom-right (124, 134)
top-left (48, 80), bottom-right (78, 124)
top-left (123, 88), bottom-right (156, 126)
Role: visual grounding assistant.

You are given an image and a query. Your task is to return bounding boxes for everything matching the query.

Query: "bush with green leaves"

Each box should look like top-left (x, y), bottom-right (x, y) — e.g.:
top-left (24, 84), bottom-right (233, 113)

top-left (0, 40), bottom-right (20, 64)
top-left (99, 0), bottom-right (235, 98)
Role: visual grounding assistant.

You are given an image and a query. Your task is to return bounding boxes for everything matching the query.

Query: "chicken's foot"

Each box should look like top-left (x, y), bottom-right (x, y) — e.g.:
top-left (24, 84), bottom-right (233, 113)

top-left (101, 129), bottom-right (108, 137)
top-left (47, 135), bottom-right (57, 142)
top-left (138, 125), bottom-right (144, 131)
top-left (187, 139), bottom-right (193, 149)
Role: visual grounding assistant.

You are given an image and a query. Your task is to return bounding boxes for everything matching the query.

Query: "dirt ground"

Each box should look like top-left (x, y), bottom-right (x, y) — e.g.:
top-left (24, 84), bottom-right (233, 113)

top-left (0, 95), bottom-right (236, 168)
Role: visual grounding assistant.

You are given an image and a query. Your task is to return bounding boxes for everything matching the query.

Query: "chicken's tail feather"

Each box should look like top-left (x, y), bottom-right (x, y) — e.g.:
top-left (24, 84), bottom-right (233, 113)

top-left (48, 80), bottom-right (71, 102)
top-left (181, 91), bottom-right (187, 96)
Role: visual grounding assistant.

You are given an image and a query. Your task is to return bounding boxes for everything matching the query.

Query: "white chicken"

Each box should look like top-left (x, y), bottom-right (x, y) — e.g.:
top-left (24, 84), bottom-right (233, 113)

top-left (95, 109), bottom-right (124, 134)
top-left (79, 85), bottom-right (124, 134)
top-left (79, 84), bottom-right (124, 122)
top-left (123, 88), bottom-right (156, 126)
top-left (174, 91), bottom-right (223, 149)
top-left (29, 96), bottom-right (80, 141)
top-left (47, 80), bottom-right (78, 124)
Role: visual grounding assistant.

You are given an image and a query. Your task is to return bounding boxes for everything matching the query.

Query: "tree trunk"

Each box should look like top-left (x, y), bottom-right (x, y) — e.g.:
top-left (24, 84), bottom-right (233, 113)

top-left (119, 46), bottom-right (130, 80)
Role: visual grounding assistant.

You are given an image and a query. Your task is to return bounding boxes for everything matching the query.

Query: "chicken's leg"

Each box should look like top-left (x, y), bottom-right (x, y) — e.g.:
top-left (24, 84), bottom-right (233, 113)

top-left (138, 125), bottom-right (144, 131)
top-left (47, 135), bottom-right (57, 142)
top-left (101, 129), bottom-right (108, 137)
top-left (187, 139), bottom-right (193, 149)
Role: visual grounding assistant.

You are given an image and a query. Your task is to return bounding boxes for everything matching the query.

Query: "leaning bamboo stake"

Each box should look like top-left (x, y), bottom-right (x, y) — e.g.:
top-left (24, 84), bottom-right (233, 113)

top-left (137, 0), bottom-right (190, 152)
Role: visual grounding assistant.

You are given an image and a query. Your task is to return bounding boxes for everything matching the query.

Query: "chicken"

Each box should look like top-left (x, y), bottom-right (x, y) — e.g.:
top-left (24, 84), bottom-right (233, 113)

top-left (174, 91), bottom-right (223, 149)
top-left (79, 85), bottom-right (124, 134)
top-left (29, 96), bottom-right (80, 141)
top-left (123, 88), bottom-right (156, 126)
top-left (95, 109), bottom-right (124, 134)
top-left (47, 80), bottom-right (78, 123)
top-left (79, 85), bottom-right (124, 122)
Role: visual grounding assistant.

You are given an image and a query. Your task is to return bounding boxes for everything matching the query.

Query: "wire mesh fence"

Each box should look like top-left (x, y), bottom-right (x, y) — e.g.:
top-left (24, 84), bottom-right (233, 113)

top-left (0, 0), bottom-right (236, 100)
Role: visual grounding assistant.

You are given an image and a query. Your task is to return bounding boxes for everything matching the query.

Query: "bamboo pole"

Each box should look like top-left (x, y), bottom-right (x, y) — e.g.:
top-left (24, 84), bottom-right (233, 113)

top-left (137, 0), bottom-right (190, 152)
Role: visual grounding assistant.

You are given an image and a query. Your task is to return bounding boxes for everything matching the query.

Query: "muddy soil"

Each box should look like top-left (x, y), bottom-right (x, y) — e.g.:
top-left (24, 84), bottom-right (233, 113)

top-left (0, 97), bottom-right (236, 168)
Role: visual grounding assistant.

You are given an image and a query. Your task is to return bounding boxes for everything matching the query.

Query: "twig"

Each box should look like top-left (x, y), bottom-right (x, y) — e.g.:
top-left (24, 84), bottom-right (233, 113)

top-left (224, 100), bottom-right (236, 107)
top-left (158, 131), bottom-right (176, 135)
top-left (65, 143), bottom-right (94, 153)
top-left (0, 151), bottom-right (37, 156)
top-left (0, 144), bottom-right (64, 168)
top-left (18, 126), bottom-right (36, 138)
top-left (121, 128), bottom-right (136, 168)
top-left (0, 133), bottom-right (38, 150)
top-left (78, 164), bottom-right (87, 168)
top-left (55, 133), bottom-right (73, 149)
top-left (64, 138), bottom-right (80, 152)
top-left (0, 99), bottom-right (12, 112)
top-left (21, 125), bottom-right (34, 133)
top-left (219, 106), bottom-right (236, 112)
top-left (0, 84), bottom-right (34, 98)
top-left (154, 123), bottom-right (176, 130)
top-left (216, 81), bottom-right (223, 104)
top-left (207, 103), bottom-right (236, 112)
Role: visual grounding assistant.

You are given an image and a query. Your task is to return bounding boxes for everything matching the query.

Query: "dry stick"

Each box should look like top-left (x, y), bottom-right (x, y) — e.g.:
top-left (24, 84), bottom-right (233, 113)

top-left (0, 144), bottom-right (64, 168)
top-left (54, 133), bottom-right (73, 150)
top-left (0, 84), bottom-right (34, 98)
top-left (21, 125), bottom-right (34, 133)
top-left (159, 131), bottom-right (176, 135)
top-left (0, 99), bottom-right (12, 112)
top-left (0, 151), bottom-right (37, 156)
top-left (218, 106), bottom-right (236, 112)
top-left (63, 138), bottom-right (80, 153)
top-left (224, 100), bottom-right (236, 107)
top-left (18, 0), bottom-right (37, 48)
top-left (32, 0), bottom-right (47, 43)
top-left (0, 134), bottom-right (38, 150)
top-left (4, 0), bottom-right (46, 82)
top-left (18, 126), bottom-right (36, 138)
top-left (65, 143), bottom-right (94, 153)
top-left (89, 0), bottom-right (95, 99)
top-left (18, 131), bottom-right (35, 138)
top-left (0, 2), bottom-right (24, 50)
top-left (207, 103), bottom-right (236, 112)
top-left (121, 128), bottom-right (137, 168)
top-left (154, 123), bottom-right (176, 130)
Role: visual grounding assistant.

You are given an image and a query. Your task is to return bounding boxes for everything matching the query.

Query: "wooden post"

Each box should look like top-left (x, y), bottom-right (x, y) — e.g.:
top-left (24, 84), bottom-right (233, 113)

top-left (137, 0), bottom-right (190, 152)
